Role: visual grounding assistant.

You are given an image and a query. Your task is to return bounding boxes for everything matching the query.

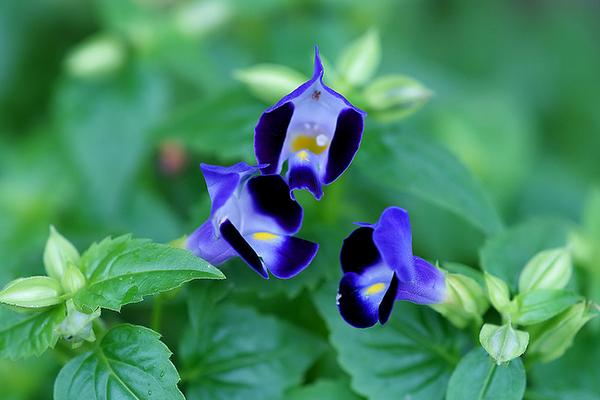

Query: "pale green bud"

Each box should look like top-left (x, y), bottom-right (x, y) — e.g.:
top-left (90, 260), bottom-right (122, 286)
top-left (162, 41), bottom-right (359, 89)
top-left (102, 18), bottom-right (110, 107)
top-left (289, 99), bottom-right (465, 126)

top-left (479, 323), bottom-right (529, 364)
top-left (0, 276), bottom-right (63, 308)
top-left (61, 261), bottom-right (86, 295)
top-left (43, 226), bottom-right (80, 281)
top-left (527, 302), bottom-right (596, 363)
top-left (484, 272), bottom-right (512, 314)
top-left (55, 300), bottom-right (101, 348)
top-left (65, 35), bottom-right (125, 78)
top-left (363, 75), bottom-right (431, 122)
top-left (337, 29), bottom-right (381, 87)
top-left (174, 0), bottom-right (232, 38)
top-left (234, 64), bottom-right (306, 104)
top-left (518, 248), bottom-right (572, 293)
top-left (432, 273), bottom-right (488, 328)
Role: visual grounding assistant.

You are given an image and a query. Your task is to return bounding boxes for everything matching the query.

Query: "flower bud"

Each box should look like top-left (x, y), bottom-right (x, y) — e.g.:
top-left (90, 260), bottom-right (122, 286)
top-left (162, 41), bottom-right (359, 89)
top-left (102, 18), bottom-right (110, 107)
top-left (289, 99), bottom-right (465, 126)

top-left (65, 35), bottom-right (125, 78)
top-left (338, 29), bottom-right (381, 87)
top-left (518, 248), bottom-right (572, 293)
top-left (527, 302), bottom-right (596, 363)
top-left (484, 272), bottom-right (513, 314)
top-left (0, 276), bottom-right (63, 308)
top-left (61, 261), bottom-right (86, 295)
top-left (55, 300), bottom-right (101, 348)
top-left (234, 64), bottom-right (306, 104)
top-left (363, 75), bottom-right (431, 122)
top-left (479, 323), bottom-right (529, 365)
top-left (432, 273), bottom-right (488, 328)
top-left (43, 226), bottom-right (80, 281)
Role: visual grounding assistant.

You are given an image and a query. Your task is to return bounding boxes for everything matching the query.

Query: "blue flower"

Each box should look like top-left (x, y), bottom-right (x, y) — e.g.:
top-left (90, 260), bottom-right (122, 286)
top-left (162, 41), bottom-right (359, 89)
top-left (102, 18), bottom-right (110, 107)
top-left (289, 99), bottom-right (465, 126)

top-left (337, 207), bottom-right (446, 328)
top-left (187, 162), bottom-right (319, 279)
top-left (254, 47), bottom-right (366, 200)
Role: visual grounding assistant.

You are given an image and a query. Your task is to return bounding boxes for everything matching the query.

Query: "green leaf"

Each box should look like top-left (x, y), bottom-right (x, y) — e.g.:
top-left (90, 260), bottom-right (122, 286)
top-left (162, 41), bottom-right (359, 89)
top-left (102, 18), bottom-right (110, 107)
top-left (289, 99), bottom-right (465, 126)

top-left (514, 289), bottom-right (580, 326)
top-left (287, 379), bottom-right (363, 400)
top-left (359, 131), bottom-right (502, 236)
top-left (73, 235), bottom-right (224, 312)
top-left (54, 324), bottom-right (184, 400)
top-left (0, 304), bottom-right (65, 359)
top-left (155, 89), bottom-right (264, 162)
top-left (481, 218), bottom-right (571, 292)
top-left (337, 29), bottom-right (381, 87)
top-left (363, 75), bottom-right (431, 122)
top-left (446, 348), bottom-right (525, 400)
top-left (180, 302), bottom-right (325, 400)
top-left (55, 65), bottom-right (168, 217)
top-left (314, 283), bottom-right (465, 400)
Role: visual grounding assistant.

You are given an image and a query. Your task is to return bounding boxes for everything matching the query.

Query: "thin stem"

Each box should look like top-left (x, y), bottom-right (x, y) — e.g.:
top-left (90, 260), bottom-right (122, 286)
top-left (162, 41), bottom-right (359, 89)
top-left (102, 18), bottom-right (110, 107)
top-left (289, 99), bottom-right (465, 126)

top-left (151, 295), bottom-right (164, 332)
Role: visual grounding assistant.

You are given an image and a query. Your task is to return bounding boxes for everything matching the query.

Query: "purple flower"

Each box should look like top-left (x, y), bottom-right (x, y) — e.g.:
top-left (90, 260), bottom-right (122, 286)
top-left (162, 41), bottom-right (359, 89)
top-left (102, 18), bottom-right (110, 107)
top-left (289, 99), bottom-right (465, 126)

top-left (337, 207), bottom-right (446, 328)
top-left (254, 47), bottom-right (366, 200)
top-left (187, 162), bottom-right (318, 279)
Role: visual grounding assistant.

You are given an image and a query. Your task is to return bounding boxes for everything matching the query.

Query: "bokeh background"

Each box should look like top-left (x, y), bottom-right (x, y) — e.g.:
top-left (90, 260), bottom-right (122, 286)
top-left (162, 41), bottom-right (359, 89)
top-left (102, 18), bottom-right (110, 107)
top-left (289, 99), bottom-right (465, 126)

top-left (1, 0), bottom-right (600, 398)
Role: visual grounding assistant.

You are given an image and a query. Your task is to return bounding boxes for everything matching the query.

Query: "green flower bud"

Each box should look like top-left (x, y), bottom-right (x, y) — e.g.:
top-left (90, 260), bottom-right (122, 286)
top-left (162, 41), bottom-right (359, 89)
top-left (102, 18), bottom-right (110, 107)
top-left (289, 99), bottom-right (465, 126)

top-left (43, 226), bottom-right (80, 281)
top-left (234, 64), bottom-right (306, 104)
top-left (65, 35), bottom-right (125, 78)
top-left (479, 323), bottom-right (529, 365)
top-left (337, 29), bottom-right (381, 87)
top-left (484, 272), bottom-right (512, 314)
top-left (432, 273), bottom-right (488, 328)
top-left (0, 276), bottom-right (63, 308)
top-left (55, 300), bottom-right (101, 348)
top-left (363, 75), bottom-right (431, 122)
top-left (174, 0), bottom-right (231, 38)
top-left (61, 261), bottom-right (86, 295)
top-left (527, 302), bottom-right (596, 363)
top-left (518, 248), bottom-right (572, 293)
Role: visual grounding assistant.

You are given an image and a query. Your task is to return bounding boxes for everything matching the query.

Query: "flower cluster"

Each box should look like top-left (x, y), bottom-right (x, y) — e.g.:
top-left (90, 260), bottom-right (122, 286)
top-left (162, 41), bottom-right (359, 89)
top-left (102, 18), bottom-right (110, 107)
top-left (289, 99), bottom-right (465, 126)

top-left (188, 48), bottom-right (447, 327)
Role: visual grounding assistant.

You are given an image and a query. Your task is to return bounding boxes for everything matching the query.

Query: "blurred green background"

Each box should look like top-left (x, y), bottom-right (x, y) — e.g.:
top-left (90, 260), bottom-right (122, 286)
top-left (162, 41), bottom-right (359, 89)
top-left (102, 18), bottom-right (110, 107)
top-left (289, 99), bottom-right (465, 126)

top-left (1, 0), bottom-right (600, 398)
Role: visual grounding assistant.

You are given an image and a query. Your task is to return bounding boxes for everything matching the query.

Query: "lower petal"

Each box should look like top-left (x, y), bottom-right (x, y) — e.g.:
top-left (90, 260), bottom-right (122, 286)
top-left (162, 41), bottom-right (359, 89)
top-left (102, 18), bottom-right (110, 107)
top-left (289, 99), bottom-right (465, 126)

top-left (219, 219), bottom-right (269, 279)
top-left (287, 150), bottom-right (323, 200)
top-left (246, 232), bottom-right (318, 279)
top-left (396, 256), bottom-right (446, 304)
top-left (187, 220), bottom-right (235, 265)
top-left (337, 265), bottom-right (395, 328)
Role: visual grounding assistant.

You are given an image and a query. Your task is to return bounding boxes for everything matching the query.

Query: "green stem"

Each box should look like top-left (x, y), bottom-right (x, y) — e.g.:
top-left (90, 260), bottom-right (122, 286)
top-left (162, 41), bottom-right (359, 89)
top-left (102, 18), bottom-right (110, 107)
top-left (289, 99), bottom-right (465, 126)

top-left (151, 295), bottom-right (164, 332)
top-left (477, 362), bottom-right (497, 399)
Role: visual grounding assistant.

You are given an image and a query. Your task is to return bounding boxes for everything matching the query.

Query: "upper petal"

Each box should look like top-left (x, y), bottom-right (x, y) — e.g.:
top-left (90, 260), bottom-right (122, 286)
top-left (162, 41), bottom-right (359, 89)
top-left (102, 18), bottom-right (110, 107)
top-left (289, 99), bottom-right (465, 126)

top-left (340, 226), bottom-right (381, 274)
top-left (240, 174), bottom-right (303, 234)
top-left (254, 102), bottom-right (294, 175)
top-left (322, 108), bottom-right (364, 184)
top-left (396, 256), bottom-right (446, 304)
top-left (372, 207), bottom-right (415, 282)
top-left (201, 162), bottom-right (260, 213)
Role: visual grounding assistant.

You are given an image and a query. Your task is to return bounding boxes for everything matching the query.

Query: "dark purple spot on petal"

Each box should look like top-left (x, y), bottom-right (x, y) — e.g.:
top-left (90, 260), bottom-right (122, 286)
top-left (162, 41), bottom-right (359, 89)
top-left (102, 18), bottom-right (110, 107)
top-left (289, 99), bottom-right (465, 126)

top-left (219, 219), bottom-right (268, 279)
top-left (340, 227), bottom-right (381, 274)
top-left (323, 108), bottom-right (364, 184)
top-left (254, 102), bottom-right (294, 175)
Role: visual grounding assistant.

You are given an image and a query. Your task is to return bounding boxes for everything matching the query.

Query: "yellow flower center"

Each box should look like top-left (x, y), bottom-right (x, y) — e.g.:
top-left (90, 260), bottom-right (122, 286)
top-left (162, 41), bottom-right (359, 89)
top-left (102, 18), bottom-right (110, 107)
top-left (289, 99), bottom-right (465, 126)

top-left (290, 135), bottom-right (328, 155)
top-left (365, 282), bottom-right (386, 295)
top-left (252, 232), bottom-right (278, 241)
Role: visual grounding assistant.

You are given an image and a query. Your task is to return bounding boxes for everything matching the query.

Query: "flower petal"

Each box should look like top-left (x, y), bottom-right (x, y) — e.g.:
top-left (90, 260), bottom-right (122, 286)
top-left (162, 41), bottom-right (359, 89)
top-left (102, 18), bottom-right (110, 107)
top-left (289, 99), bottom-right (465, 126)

top-left (396, 256), bottom-right (446, 304)
top-left (254, 102), bottom-right (295, 175)
top-left (241, 175), bottom-right (303, 234)
top-left (246, 232), bottom-right (318, 279)
top-left (288, 150), bottom-right (323, 200)
top-left (187, 220), bottom-right (236, 265)
top-left (337, 264), bottom-right (394, 328)
top-left (340, 226), bottom-right (381, 274)
top-left (322, 108), bottom-right (364, 184)
top-left (378, 272), bottom-right (399, 324)
top-left (201, 162), bottom-right (260, 213)
top-left (219, 219), bottom-right (268, 279)
top-left (372, 207), bottom-right (415, 281)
